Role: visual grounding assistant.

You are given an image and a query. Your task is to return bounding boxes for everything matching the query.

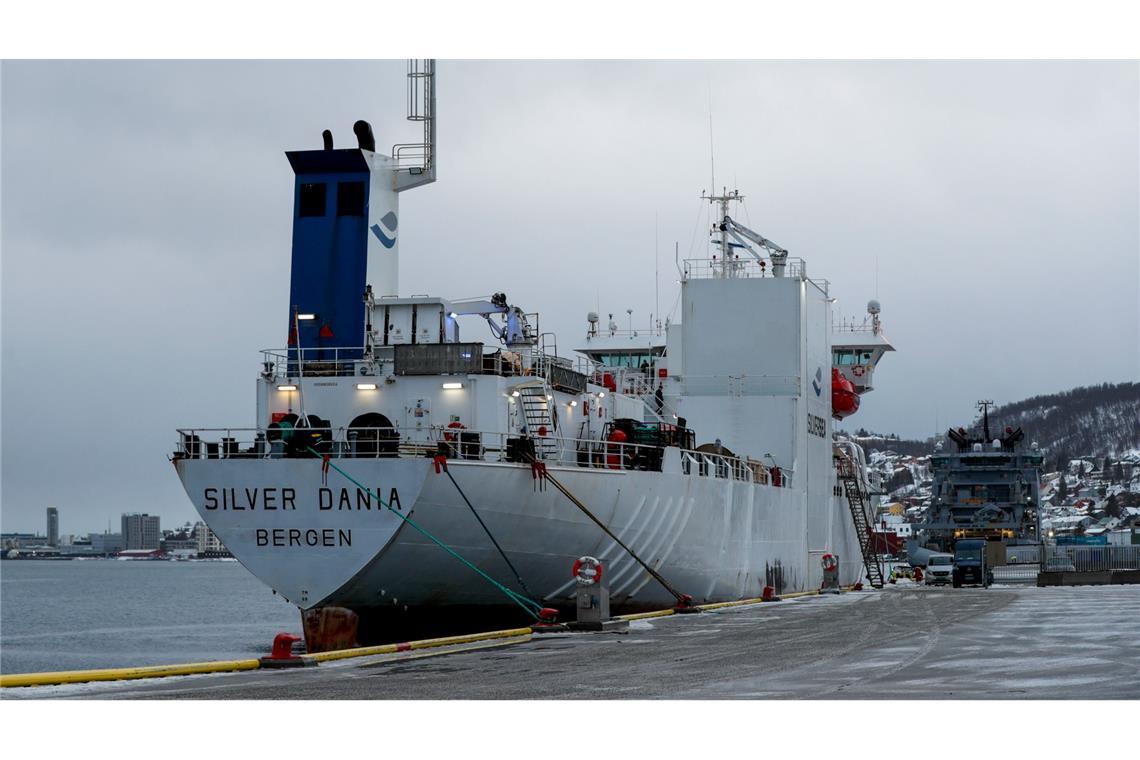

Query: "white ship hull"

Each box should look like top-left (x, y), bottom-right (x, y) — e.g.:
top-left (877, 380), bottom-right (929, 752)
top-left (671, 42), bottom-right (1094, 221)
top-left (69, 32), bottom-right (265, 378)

top-left (176, 456), bottom-right (865, 614)
top-left (169, 63), bottom-right (892, 638)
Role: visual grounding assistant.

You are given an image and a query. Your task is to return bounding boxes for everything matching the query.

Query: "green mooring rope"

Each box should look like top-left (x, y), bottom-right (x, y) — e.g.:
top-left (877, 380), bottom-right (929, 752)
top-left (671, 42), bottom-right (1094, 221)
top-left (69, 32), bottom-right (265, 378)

top-left (308, 448), bottom-right (543, 619)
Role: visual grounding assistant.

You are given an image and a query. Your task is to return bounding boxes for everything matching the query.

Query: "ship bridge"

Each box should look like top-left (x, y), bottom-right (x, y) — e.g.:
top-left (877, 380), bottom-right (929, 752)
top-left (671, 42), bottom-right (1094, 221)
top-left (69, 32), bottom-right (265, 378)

top-left (832, 299), bottom-right (894, 394)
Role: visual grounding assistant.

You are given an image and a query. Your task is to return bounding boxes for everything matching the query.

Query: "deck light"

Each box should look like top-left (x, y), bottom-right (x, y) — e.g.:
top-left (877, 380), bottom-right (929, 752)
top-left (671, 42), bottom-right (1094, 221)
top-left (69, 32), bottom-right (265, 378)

top-left (448, 312), bottom-right (458, 320)
top-left (546, 394), bottom-right (553, 401)
top-left (570, 400), bottom-right (578, 407)
top-left (356, 383), bottom-right (378, 391)
top-left (277, 384), bottom-right (298, 392)
top-left (511, 390), bottom-right (521, 397)
top-left (442, 382), bottom-right (464, 390)
top-left (597, 391), bottom-right (606, 398)
top-left (296, 313), bottom-right (317, 321)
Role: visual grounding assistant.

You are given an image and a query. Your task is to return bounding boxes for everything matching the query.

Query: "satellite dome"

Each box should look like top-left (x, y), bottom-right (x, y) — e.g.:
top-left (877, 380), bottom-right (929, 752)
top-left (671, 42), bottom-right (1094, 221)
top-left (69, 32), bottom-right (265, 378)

top-left (867, 299), bottom-right (881, 315)
top-left (587, 312), bottom-right (599, 324)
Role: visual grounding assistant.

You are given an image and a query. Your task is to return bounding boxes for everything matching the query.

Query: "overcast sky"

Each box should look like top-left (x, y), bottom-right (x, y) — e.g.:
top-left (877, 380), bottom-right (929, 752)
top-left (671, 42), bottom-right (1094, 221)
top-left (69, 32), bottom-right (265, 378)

top-left (2, 60), bottom-right (1137, 535)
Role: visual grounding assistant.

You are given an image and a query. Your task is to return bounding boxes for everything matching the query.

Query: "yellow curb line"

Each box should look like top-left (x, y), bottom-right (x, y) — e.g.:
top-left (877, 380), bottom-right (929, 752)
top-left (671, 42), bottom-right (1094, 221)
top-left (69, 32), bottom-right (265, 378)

top-left (1, 659), bottom-right (261, 689)
top-left (305, 626), bottom-right (535, 664)
top-left (615, 609), bottom-right (676, 621)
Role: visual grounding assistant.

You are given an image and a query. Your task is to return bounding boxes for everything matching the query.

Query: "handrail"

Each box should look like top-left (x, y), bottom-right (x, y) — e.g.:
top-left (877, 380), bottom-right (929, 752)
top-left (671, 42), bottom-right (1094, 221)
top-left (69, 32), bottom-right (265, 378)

top-left (171, 425), bottom-right (793, 487)
top-left (258, 344), bottom-right (583, 387)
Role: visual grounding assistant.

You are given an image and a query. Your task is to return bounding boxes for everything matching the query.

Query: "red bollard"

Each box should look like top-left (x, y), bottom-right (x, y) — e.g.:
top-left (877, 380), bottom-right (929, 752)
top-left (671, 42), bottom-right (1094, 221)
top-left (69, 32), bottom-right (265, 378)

top-left (269, 632), bottom-right (301, 660)
top-left (531, 607), bottom-right (568, 633)
top-left (674, 593), bottom-right (701, 614)
top-left (259, 632), bottom-right (314, 669)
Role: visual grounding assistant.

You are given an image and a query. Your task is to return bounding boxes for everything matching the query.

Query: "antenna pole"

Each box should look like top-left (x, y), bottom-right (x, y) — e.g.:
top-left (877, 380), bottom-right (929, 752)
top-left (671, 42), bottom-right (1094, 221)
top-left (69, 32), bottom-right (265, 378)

top-left (655, 212), bottom-right (660, 335)
top-left (708, 84), bottom-right (715, 195)
top-left (977, 399), bottom-right (994, 441)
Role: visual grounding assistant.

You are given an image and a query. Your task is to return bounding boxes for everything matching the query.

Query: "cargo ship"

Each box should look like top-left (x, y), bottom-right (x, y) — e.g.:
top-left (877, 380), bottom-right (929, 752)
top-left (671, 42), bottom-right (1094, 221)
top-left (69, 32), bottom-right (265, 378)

top-left (171, 60), bottom-right (895, 647)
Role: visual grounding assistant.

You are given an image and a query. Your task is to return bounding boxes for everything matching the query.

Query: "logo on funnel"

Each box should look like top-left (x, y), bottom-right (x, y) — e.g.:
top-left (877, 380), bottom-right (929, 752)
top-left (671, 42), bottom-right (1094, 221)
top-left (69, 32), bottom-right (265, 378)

top-left (370, 211), bottom-right (398, 249)
top-left (812, 367), bottom-right (823, 397)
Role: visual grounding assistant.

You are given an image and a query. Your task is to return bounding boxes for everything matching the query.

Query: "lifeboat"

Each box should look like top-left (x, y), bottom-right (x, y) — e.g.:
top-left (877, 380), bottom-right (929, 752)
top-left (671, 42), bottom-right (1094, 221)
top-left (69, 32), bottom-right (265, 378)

top-left (832, 367), bottom-right (860, 419)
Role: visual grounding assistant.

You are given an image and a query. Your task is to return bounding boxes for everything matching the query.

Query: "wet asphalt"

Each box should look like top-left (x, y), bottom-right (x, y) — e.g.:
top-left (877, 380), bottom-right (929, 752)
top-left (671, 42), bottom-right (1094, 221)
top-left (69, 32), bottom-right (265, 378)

top-left (10, 584), bottom-right (1140, 700)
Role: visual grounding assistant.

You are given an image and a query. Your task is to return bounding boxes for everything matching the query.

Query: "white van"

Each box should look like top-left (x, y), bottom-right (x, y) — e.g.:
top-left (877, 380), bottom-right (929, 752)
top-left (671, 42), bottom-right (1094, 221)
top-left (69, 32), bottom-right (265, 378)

top-left (925, 553), bottom-right (955, 585)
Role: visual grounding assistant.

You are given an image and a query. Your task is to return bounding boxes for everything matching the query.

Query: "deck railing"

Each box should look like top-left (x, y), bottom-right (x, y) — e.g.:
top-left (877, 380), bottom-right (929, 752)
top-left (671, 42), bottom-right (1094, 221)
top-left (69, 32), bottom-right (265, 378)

top-left (259, 344), bottom-right (587, 393)
top-left (172, 426), bottom-right (793, 487)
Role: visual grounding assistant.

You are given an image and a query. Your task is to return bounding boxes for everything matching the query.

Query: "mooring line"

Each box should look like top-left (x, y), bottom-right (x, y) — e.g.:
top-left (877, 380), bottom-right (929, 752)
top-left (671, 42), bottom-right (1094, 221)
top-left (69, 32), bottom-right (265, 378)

top-left (308, 448), bottom-right (543, 619)
top-left (441, 464), bottom-right (538, 603)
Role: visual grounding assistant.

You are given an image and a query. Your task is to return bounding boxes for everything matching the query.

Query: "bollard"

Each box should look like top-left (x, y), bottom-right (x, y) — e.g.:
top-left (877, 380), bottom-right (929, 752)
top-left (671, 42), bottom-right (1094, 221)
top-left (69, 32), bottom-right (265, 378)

top-left (530, 607), bottom-right (568, 633)
top-left (566, 556), bottom-right (628, 633)
top-left (259, 632), bottom-right (315, 669)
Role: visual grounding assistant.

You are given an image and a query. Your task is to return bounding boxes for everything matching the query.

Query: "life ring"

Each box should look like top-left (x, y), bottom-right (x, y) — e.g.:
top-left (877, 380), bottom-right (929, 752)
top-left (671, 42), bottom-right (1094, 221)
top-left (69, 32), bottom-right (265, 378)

top-left (821, 553), bottom-right (838, 571)
top-left (572, 556), bottom-right (603, 586)
top-left (852, 365), bottom-right (866, 377)
top-left (444, 421), bottom-right (466, 442)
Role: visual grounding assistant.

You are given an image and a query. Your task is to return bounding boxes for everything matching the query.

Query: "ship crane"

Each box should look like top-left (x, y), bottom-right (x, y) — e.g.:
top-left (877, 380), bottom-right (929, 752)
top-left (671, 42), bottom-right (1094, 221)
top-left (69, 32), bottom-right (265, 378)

top-left (717, 215), bottom-right (790, 277)
top-left (450, 293), bottom-right (535, 347)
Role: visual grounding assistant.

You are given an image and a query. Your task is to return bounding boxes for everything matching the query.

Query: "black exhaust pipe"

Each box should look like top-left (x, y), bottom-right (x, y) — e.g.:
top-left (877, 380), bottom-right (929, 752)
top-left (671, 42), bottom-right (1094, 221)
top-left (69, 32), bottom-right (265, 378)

top-left (353, 120), bottom-right (375, 152)
top-left (321, 129), bottom-right (334, 150)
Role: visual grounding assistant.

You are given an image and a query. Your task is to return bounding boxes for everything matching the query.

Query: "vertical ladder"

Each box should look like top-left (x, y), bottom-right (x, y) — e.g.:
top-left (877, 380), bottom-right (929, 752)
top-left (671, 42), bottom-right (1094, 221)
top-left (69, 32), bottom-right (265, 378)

top-left (517, 385), bottom-right (558, 460)
top-left (836, 456), bottom-right (885, 589)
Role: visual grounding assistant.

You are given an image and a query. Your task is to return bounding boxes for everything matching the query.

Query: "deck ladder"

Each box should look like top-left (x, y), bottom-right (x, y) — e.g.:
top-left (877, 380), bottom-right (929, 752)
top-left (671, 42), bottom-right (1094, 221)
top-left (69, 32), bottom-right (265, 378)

top-left (836, 455), bottom-right (885, 589)
top-left (517, 384), bottom-right (559, 459)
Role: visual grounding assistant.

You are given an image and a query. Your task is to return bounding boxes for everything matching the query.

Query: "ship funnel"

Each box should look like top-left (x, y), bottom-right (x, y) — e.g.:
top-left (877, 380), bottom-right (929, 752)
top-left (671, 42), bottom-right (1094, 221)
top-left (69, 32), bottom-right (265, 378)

top-left (353, 120), bottom-right (376, 152)
top-left (321, 129), bottom-right (334, 150)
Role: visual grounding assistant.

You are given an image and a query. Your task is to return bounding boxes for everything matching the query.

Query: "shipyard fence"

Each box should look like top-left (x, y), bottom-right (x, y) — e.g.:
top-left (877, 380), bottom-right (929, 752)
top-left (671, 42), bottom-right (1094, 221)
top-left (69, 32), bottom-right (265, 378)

top-left (1043, 544), bottom-right (1140, 573)
top-left (988, 546), bottom-right (1140, 585)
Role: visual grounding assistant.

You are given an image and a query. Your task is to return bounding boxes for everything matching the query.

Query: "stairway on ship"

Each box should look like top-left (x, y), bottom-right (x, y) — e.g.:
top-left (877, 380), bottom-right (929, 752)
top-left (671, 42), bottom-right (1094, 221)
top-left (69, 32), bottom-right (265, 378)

top-left (517, 384), bottom-right (559, 460)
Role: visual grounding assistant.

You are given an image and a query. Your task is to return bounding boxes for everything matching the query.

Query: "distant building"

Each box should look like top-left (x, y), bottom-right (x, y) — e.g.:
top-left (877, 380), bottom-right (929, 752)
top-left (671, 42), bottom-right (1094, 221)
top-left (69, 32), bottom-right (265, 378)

top-left (161, 530), bottom-right (197, 552)
top-left (46, 507), bottom-right (59, 547)
top-left (193, 521), bottom-right (228, 555)
top-left (121, 513), bottom-right (160, 551)
top-left (1, 533), bottom-right (47, 551)
top-left (89, 532), bottom-right (123, 555)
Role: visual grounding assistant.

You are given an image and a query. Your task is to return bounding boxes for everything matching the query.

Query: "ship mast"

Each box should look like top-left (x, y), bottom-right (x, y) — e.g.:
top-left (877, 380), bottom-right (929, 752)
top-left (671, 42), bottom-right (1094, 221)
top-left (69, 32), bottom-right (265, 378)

top-left (977, 399), bottom-right (994, 441)
top-left (701, 187), bottom-right (742, 278)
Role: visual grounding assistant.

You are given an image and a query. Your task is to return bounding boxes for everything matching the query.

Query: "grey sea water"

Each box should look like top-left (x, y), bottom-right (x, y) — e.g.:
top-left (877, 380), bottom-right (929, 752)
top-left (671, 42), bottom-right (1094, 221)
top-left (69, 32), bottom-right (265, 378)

top-left (0, 559), bottom-right (299, 674)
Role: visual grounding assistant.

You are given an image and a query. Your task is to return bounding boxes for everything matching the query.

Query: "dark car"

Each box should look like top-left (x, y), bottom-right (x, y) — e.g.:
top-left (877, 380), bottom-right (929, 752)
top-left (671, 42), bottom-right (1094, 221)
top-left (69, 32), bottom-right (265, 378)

top-left (953, 539), bottom-right (992, 588)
